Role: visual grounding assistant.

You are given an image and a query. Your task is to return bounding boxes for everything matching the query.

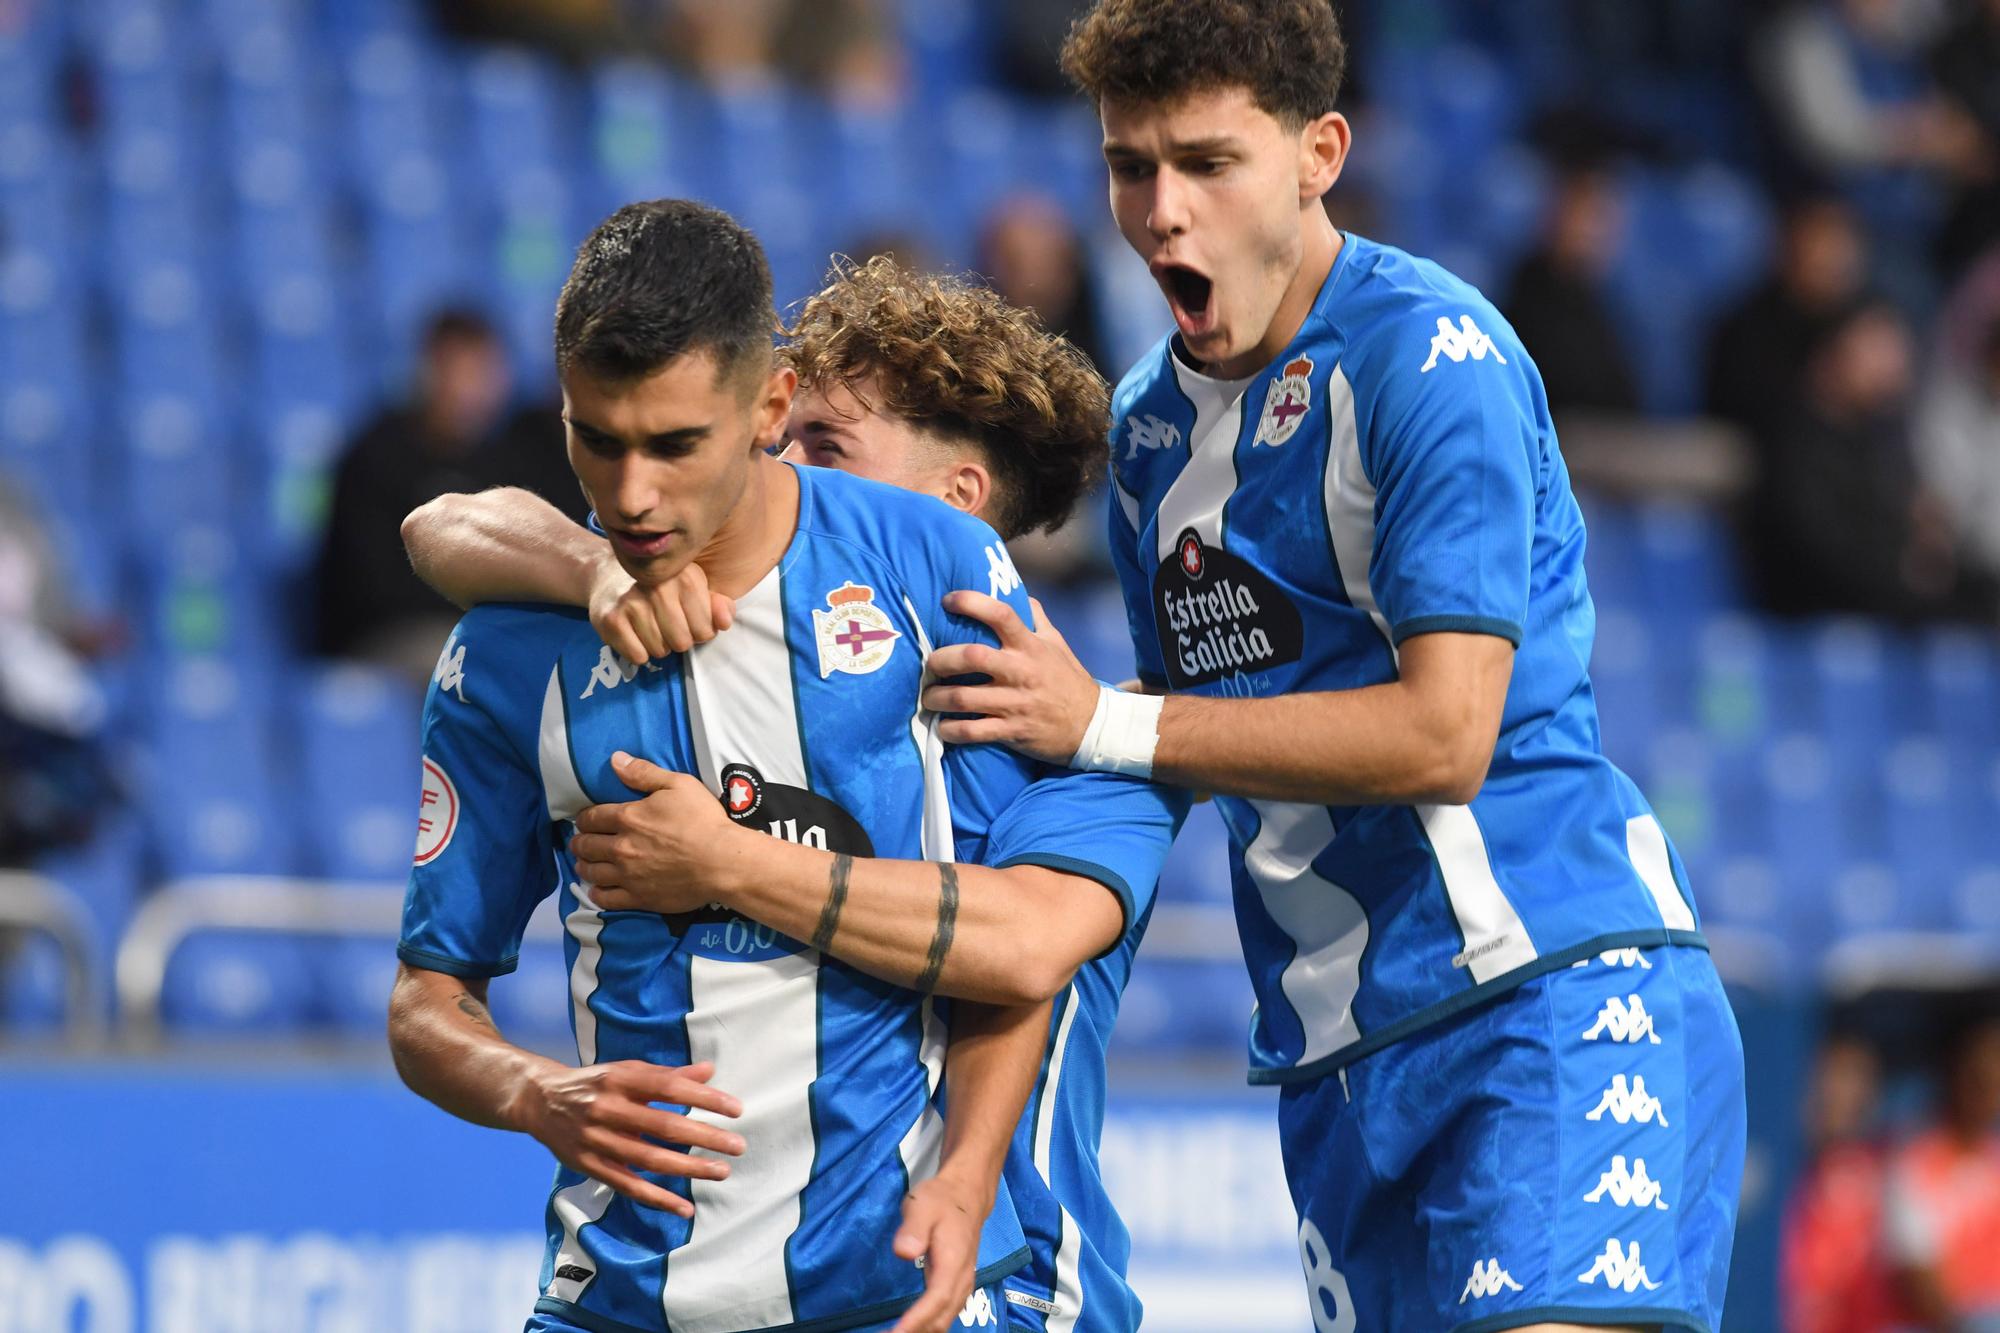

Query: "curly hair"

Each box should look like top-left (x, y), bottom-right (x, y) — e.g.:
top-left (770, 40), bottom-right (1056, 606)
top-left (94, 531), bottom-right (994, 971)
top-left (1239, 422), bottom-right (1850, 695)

top-left (1059, 0), bottom-right (1346, 127)
top-left (785, 257), bottom-right (1109, 540)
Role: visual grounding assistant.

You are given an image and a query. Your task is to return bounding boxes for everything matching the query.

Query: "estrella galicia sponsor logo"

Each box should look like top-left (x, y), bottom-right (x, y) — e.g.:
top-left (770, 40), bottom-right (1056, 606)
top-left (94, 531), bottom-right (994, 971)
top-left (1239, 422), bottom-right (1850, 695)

top-left (1153, 529), bottom-right (1303, 689)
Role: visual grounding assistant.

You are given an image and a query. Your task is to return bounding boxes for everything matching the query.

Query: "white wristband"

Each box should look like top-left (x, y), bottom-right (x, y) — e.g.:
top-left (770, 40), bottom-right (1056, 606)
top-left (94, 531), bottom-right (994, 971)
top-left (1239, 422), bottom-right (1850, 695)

top-left (1069, 685), bottom-right (1165, 778)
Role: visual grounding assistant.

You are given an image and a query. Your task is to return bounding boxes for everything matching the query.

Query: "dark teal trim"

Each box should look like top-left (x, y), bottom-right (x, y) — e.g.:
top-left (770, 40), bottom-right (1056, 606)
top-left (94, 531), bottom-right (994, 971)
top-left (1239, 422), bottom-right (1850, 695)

top-left (992, 852), bottom-right (1136, 955)
top-left (394, 944), bottom-right (518, 979)
top-left (1392, 614), bottom-right (1523, 647)
top-left (1452, 1305), bottom-right (1710, 1333)
top-left (532, 1298), bottom-right (650, 1333)
top-left (1247, 932), bottom-right (1709, 1085)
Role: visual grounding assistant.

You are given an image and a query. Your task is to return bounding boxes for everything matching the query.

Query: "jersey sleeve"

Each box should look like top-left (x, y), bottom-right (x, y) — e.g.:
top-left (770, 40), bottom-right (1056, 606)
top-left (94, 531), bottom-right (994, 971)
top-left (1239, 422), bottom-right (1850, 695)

top-left (1105, 476), bottom-right (1169, 690)
top-left (397, 636), bottom-right (557, 979)
top-left (1361, 311), bottom-right (1539, 647)
top-left (982, 766), bottom-right (1190, 953)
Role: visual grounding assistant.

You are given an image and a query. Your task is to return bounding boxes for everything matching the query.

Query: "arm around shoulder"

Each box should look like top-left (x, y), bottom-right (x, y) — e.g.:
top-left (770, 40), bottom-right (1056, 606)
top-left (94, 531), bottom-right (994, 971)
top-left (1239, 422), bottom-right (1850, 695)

top-left (401, 486), bottom-right (607, 610)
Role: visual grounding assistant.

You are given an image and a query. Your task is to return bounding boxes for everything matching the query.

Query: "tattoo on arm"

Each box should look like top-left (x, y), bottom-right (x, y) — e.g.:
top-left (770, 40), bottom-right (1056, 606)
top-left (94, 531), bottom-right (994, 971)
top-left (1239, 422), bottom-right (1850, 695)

top-left (455, 993), bottom-right (495, 1031)
top-left (915, 863), bottom-right (959, 994)
top-left (811, 854), bottom-right (853, 954)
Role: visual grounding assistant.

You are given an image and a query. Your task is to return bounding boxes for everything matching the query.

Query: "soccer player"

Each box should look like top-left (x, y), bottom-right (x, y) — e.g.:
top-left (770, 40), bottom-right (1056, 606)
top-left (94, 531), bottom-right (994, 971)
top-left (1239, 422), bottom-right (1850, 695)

top-left (919, 3), bottom-right (1750, 1331)
top-left (403, 256), bottom-right (1189, 1333)
top-left (387, 201), bottom-right (1126, 1333)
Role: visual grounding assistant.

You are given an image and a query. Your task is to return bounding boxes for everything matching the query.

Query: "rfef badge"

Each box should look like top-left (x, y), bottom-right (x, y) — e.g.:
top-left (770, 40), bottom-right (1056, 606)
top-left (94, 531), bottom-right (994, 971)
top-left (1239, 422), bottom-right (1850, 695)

top-left (813, 582), bottom-right (902, 678)
top-left (1253, 355), bottom-right (1314, 447)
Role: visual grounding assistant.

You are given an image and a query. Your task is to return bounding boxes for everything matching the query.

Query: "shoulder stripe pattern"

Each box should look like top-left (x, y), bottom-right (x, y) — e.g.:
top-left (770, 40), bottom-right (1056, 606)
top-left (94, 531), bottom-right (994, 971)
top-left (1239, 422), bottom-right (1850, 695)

top-left (664, 571), bottom-right (822, 1332)
top-left (1320, 366), bottom-right (1392, 646)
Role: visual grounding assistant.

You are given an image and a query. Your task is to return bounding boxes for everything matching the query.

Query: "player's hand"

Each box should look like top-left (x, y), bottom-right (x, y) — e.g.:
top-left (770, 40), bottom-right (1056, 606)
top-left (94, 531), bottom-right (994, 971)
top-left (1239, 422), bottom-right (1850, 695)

top-left (589, 555), bottom-right (736, 668)
top-left (514, 1058), bottom-right (745, 1219)
top-left (572, 753), bottom-right (753, 912)
top-left (888, 1174), bottom-right (990, 1333)
top-left (922, 593), bottom-right (1099, 764)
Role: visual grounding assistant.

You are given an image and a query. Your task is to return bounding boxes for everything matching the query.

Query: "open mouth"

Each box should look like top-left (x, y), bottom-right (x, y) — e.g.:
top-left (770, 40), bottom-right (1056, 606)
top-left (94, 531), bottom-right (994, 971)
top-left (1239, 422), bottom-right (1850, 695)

top-left (1153, 262), bottom-right (1215, 336)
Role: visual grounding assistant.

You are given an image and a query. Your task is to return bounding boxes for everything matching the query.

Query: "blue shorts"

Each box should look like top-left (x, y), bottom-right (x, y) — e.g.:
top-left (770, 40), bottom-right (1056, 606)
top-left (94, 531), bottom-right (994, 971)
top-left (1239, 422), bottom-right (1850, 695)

top-left (523, 1281), bottom-right (1012, 1333)
top-left (1278, 944), bottom-right (1745, 1333)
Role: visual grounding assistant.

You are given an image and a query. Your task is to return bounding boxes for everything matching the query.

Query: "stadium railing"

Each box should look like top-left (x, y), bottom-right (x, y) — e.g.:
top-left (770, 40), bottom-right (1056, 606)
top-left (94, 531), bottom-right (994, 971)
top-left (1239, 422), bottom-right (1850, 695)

top-left (112, 879), bottom-right (1245, 1040)
top-left (0, 869), bottom-right (106, 1042)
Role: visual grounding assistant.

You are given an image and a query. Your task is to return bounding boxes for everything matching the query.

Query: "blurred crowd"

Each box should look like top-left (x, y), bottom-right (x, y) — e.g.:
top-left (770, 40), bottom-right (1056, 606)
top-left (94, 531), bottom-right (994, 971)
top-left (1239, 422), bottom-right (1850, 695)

top-left (1784, 997), bottom-right (2000, 1332)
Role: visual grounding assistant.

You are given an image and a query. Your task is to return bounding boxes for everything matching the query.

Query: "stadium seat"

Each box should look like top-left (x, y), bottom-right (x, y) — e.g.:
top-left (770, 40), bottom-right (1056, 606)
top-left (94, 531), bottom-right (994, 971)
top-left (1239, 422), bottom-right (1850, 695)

top-left (294, 664), bottom-right (423, 881)
top-left (1110, 956), bottom-right (1253, 1056)
top-left (160, 933), bottom-right (318, 1034)
top-left (465, 44), bottom-right (567, 180)
top-left (138, 654), bottom-right (299, 878)
top-left (585, 60), bottom-right (699, 222)
top-left (3, 932), bottom-right (75, 1034)
top-left (0, 122), bottom-right (80, 270)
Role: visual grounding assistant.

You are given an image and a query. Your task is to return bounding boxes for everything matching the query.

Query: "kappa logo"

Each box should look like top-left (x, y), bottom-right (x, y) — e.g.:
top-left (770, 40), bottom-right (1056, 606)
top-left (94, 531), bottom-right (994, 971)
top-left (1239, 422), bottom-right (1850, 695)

top-left (1254, 355), bottom-right (1315, 447)
top-left (413, 757), bottom-right (460, 865)
top-left (1458, 1258), bottom-right (1524, 1304)
top-left (985, 542), bottom-right (1022, 599)
top-left (1572, 948), bottom-right (1653, 970)
top-left (1583, 994), bottom-right (1662, 1044)
top-left (1420, 314), bottom-right (1509, 373)
top-left (1585, 1155), bottom-right (1671, 1210)
top-left (578, 643), bottom-right (652, 699)
top-left (1577, 1238), bottom-right (1661, 1293)
top-left (1587, 1074), bottom-right (1670, 1126)
top-left (1123, 413), bottom-right (1181, 461)
top-left (432, 634), bottom-right (467, 703)
top-left (812, 582), bottom-right (902, 679)
top-left (957, 1288), bottom-right (997, 1327)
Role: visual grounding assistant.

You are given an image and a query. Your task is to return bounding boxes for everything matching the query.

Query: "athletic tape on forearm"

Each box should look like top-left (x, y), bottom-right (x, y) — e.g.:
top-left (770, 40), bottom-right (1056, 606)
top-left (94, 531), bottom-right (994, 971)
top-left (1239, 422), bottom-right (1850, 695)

top-left (1069, 685), bottom-right (1165, 778)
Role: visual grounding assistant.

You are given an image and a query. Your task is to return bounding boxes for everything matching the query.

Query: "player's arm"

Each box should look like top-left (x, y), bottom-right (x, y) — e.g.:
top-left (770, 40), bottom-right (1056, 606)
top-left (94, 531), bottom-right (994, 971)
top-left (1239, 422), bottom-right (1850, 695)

top-left (575, 754), bottom-right (1123, 1007)
top-left (387, 964), bottom-right (745, 1218)
top-left (400, 486), bottom-right (731, 662)
top-left (890, 995), bottom-right (1051, 1333)
top-left (929, 608), bottom-right (1512, 805)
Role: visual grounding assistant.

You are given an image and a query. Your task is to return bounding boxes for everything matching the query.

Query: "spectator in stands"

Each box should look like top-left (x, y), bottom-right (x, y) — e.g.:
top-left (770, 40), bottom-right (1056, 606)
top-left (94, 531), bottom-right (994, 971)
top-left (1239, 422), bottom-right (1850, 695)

top-left (1502, 157), bottom-right (1643, 415)
top-left (1929, 0), bottom-right (2000, 280)
top-left (1885, 1009), bottom-right (2000, 1330)
top-left (668, 0), bottom-right (902, 103)
top-left (1756, 0), bottom-right (1982, 305)
top-left (314, 309), bottom-right (582, 682)
top-left (1917, 311), bottom-right (2000, 598)
top-left (0, 478), bottom-right (113, 866)
top-left (976, 194), bottom-right (1111, 379)
top-left (1745, 296), bottom-right (1984, 622)
top-left (1782, 1031), bottom-right (1905, 1333)
top-left (1704, 193), bottom-right (1869, 449)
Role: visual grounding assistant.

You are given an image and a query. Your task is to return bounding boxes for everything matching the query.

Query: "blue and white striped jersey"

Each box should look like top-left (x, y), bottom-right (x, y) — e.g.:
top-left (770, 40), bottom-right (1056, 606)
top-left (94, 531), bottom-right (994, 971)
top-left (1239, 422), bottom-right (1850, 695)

top-left (398, 463), bottom-right (1134, 1333)
top-left (983, 769), bottom-right (1187, 1333)
top-left (1105, 233), bottom-right (1708, 1085)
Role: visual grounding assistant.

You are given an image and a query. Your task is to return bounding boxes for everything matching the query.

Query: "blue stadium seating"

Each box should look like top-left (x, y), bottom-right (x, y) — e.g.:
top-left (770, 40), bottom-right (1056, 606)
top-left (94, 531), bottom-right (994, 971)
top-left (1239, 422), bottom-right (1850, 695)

top-left (4, 0), bottom-right (1998, 1037)
top-left (294, 664), bottom-right (423, 880)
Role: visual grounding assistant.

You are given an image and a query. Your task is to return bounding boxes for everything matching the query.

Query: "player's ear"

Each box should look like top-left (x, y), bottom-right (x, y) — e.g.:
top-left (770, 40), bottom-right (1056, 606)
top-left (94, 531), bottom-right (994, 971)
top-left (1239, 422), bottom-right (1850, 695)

top-left (938, 456), bottom-right (992, 521)
top-left (1299, 111), bottom-right (1350, 202)
top-left (748, 364), bottom-right (798, 453)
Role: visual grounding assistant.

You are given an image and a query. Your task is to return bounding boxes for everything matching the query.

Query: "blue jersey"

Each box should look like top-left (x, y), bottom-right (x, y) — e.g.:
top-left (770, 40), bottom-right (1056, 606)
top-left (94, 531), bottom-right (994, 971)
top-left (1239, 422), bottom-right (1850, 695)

top-left (1105, 234), bottom-right (1707, 1084)
top-left (984, 768), bottom-right (1188, 1333)
top-left (400, 464), bottom-right (1088, 1333)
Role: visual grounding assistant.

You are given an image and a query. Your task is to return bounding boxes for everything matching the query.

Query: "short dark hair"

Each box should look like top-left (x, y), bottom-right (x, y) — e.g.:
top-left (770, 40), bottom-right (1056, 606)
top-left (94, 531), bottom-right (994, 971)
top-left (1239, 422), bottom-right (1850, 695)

top-left (1060, 0), bottom-right (1346, 128)
top-left (786, 257), bottom-right (1109, 540)
top-left (554, 199), bottom-right (775, 387)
